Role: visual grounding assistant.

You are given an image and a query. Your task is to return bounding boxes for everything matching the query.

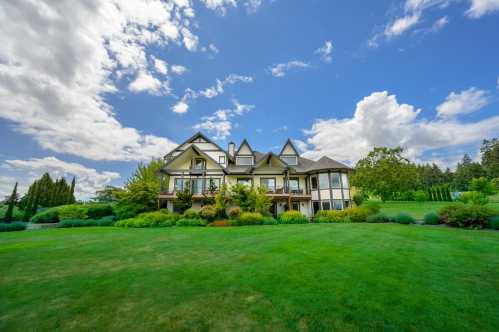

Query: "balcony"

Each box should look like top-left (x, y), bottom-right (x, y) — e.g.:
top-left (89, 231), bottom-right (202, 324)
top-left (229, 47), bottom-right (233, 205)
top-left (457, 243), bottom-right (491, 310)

top-left (264, 187), bottom-right (311, 199)
top-left (158, 190), bottom-right (218, 200)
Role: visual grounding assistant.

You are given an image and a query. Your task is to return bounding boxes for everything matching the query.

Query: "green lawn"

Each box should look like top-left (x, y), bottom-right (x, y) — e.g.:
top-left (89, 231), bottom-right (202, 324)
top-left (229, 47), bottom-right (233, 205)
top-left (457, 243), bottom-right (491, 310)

top-left (376, 200), bottom-right (499, 219)
top-left (2, 225), bottom-right (499, 331)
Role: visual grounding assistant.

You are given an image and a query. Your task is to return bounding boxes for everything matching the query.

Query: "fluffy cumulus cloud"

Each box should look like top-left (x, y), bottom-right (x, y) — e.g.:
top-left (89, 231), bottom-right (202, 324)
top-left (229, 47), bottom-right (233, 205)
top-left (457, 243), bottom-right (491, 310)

top-left (2, 157), bottom-right (120, 199)
top-left (0, 0), bottom-right (206, 161)
top-left (171, 74), bottom-right (253, 113)
top-left (315, 41), bottom-right (334, 63)
top-left (171, 65), bottom-right (188, 75)
top-left (385, 14), bottom-right (421, 37)
top-left (467, 0), bottom-right (499, 18)
top-left (302, 91), bottom-right (499, 166)
top-left (200, 0), bottom-right (266, 15)
top-left (436, 87), bottom-right (490, 118)
top-left (268, 60), bottom-right (311, 78)
top-left (193, 99), bottom-right (254, 139)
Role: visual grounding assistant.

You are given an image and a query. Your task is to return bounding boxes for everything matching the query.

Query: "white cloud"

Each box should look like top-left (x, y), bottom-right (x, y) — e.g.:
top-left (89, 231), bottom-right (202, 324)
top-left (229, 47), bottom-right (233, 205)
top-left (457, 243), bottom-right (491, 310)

top-left (171, 65), bottom-right (188, 75)
top-left (128, 71), bottom-right (167, 95)
top-left (268, 60), bottom-right (311, 78)
top-left (0, 0), bottom-right (195, 161)
top-left (432, 16), bottom-right (449, 31)
top-left (302, 91), bottom-right (499, 166)
top-left (315, 41), bottom-right (333, 63)
top-left (467, 0), bottom-right (499, 18)
top-left (200, 0), bottom-right (265, 15)
top-left (172, 74), bottom-right (254, 113)
top-left (0, 176), bottom-right (18, 200)
top-left (153, 57), bottom-right (168, 75)
top-left (436, 87), bottom-right (490, 118)
top-left (193, 99), bottom-right (254, 139)
top-left (2, 157), bottom-right (120, 200)
top-left (385, 14), bottom-right (421, 37)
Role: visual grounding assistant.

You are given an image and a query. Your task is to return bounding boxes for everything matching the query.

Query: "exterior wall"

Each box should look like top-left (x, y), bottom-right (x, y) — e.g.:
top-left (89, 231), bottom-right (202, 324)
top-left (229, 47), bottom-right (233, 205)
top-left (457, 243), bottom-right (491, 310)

top-left (310, 171), bottom-right (352, 212)
top-left (281, 143), bottom-right (297, 155)
top-left (237, 143), bottom-right (252, 155)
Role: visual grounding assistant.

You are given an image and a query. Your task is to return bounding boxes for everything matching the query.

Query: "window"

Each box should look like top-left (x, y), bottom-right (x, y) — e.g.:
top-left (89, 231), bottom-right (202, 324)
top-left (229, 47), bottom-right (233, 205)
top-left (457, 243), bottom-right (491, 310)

top-left (330, 173), bottom-right (341, 188)
top-left (311, 176), bottom-right (318, 190)
top-left (205, 178), bottom-right (220, 192)
top-left (218, 155), bottom-right (226, 165)
top-left (313, 201), bottom-right (321, 215)
top-left (192, 158), bottom-right (206, 170)
top-left (322, 201), bottom-right (331, 210)
top-left (288, 177), bottom-right (299, 192)
top-left (174, 179), bottom-right (190, 192)
top-left (191, 178), bottom-right (203, 195)
top-left (341, 173), bottom-right (349, 188)
top-left (236, 156), bottom-right (253, 166)
top-left (344, 200), bottom-right (350, 208)
top-left (333, 200), bottom-right (343, 210)
top-left (280, 156), bottom-right (298, 165)
top-left (291, 202), bottom-right (300, 211)
top-left (260, 178), bottom-right (276, 192)
top-left (319, 173), bottom-right (329, 189)
top-left (237, 178), bottom-right (252, 187)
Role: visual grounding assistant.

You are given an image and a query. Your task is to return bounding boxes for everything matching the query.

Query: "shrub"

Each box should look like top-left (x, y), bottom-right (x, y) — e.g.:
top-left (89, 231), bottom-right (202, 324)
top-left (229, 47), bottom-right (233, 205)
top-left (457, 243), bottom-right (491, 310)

top-left (176, 218), bottom-right (207, 227)
top-left (488, 216), bottom-right (499, 230)
top-left (0, 222), bottom-right (27, 232)
top-left (366, 213), bottom-right (393, 223)
top-left (138, 211), bottom-right (178, 226)
top-left (183, 208), bottom-right (199, 219)
top-left (96, 216), bottom-right (116, 226)
top-left (314, 210), bottom-right (349, 223)
top-left (394, 213), bottom-right (415, 224)
top-left (113, 202), bottom-right (145, 220)
top-left (86, 204), bottom-right (114, 219)
top-left (262, 217), bottom-right (279, 225)
top-left (279, 210), bottom-right (308, 224)
top-left (345, 207), bottom-right (369, 223)
top-left (199, 205), bottom-right (217, 222)
top-left (458, 191), bottom-right (489, 205)
top-left (413, 190), bottom-right (428, 203)
top-left (439, 203), bottom-right (497, 229)
top-left (352, 193), bottom-right (365, 206)
top-left (424, 212), bottom-right (440, 225)
top-left (238, 212), bottom-right (264, 225)
top-left (30, 209), bottom-right (59, 223)
top-left (0, 205), bottom-right (24, 221)
top-left (363, 202), bottom-right (381, 215)
top-left (209, 220), bottom-right (233, 227)
top-left (228, 206), bottom-right (241, 220)
top-left (57, 205), bottom-right (88, 220)
top-left (57, 219), bottom-right (98, 228)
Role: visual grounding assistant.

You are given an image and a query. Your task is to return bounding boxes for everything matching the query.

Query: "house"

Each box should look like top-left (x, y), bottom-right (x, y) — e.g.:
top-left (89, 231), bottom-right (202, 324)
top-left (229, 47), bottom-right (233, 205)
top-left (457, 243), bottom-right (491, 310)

top-left (158, 132), bottom-right (352, 217)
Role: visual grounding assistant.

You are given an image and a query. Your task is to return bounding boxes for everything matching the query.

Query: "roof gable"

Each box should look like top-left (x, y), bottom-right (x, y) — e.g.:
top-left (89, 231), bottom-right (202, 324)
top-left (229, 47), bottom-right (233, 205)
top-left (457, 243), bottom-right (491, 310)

top-left (236, 139), bottom-right (254, 155)
top-left (279, 139), bottom-right (300, 156)
top-left (164, 145), bottom-right (225, 171)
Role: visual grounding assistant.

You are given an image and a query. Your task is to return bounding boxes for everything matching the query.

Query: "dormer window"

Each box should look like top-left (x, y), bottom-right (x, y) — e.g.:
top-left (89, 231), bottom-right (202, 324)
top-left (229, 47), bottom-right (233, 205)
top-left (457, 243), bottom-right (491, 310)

top-left (280, 155), bottom-right (298, 165)
top-left (236, 156), bottom-right (253, 166)
top-left (192, 158), bottom-right (206, 170)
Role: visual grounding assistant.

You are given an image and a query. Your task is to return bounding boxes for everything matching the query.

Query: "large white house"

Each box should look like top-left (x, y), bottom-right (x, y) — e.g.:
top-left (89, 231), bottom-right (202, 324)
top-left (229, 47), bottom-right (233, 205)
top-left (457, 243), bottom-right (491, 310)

top-left (158, 132), bottom-right (352, 217)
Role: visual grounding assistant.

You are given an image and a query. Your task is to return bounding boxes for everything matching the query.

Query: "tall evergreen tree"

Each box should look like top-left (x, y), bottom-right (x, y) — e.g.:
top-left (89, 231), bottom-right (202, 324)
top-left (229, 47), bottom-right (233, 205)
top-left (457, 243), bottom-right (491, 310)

top-left (453, 154), bottom-right (486, 191)
top-left (481, 138), bottom-right (499, 179)
top-left (4, 182), bottom-right (18, 223)
top-left (23, 185), bottom-right (34, 222)
top-left (31, 181), bottom-right (40, 216)
top-left (69, 177), bottom-right (76, 204)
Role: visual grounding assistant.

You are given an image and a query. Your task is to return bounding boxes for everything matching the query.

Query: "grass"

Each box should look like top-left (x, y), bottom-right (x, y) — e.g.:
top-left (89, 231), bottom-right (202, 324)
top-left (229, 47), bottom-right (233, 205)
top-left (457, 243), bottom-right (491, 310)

top-left (376, 199), bottom-right (499, 219)
top-left (1, 225), bottom-right (499, 331)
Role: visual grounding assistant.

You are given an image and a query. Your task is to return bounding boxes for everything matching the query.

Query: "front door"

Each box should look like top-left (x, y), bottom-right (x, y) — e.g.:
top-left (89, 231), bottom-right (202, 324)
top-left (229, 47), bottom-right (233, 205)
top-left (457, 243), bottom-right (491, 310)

top-left (270, 202), bottom-right (277, 217)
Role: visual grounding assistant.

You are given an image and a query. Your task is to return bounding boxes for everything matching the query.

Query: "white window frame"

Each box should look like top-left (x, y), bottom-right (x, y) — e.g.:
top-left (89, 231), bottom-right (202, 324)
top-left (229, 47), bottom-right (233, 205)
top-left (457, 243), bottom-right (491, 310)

top-left (236, 156), bottom-right (254, 166)
top-left (280, 155), bottom-right (298, 166)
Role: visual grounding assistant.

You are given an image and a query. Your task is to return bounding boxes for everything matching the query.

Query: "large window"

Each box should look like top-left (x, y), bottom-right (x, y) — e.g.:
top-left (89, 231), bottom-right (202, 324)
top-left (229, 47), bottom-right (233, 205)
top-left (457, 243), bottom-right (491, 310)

top-left (321, 201), bottom-right (331, 211)
top-left (191, 179), bottom-right (203, 195)
top-left (311, 176), bottom-right (318, 190)
top-left (236, 156), bottom-right (253, 166)
top-left (288, 177), bottom-right (299, 192)
top-left (291, 202), bottom-right (300, 211)
top-left (174, 178), bottom-right (189, 192)
top-left (260, 178), bottom-right (276, 192)
top-left (319, 173), bottom-right (329, 190)
top-left (330, 173), bottom-right (341, 188)
top-left (280, 156), bottom-right (298, 165)
top-left (341, 173), bottom-right (349, 188)
top-left (205, 178), bottom-right (220, 192)
top-left (313, 201), bottom-right (321, 215)
top-left (237, 178), bottom-right (252, 187)
top-left (332, 200), bottom-right (343, 210)
top-left (192, 158), bottom-right (206, 170)
top-left (219, 155), bottom-right (226, 165)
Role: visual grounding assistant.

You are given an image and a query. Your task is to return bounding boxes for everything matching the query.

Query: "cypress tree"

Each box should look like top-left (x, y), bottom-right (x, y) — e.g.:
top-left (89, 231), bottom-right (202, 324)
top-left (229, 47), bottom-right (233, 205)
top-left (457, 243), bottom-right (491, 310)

top-left (4, 182), bottom-right (18, 223)
top-left (31, 181), bottom-right (40, 216)
top-left (69, 177), bottom-right (76, 204)
top-left (23, 185), bottom-right (34, 222)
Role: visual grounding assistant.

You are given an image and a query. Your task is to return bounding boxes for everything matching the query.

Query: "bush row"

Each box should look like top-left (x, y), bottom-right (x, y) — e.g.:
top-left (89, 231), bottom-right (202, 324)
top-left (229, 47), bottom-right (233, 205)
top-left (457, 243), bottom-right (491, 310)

top-left (30, 203), bottom-right (115, 224)
top-left (0, 222), bottom-right (27, 232)
top-left (438, 203), bottom-right (498, 229)
top-left (57, 216), bottom-right (116, 228)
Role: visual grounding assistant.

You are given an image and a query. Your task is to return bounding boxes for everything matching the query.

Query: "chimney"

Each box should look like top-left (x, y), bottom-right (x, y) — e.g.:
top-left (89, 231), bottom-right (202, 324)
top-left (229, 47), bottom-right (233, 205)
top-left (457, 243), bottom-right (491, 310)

top-left (228, 142), bottom-right (236, 158)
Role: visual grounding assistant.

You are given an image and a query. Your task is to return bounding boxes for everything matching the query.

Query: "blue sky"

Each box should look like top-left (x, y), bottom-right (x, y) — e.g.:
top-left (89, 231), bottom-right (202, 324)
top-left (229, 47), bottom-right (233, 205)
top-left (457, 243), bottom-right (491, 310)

top-left (0, 0), bottom-right (498, 198)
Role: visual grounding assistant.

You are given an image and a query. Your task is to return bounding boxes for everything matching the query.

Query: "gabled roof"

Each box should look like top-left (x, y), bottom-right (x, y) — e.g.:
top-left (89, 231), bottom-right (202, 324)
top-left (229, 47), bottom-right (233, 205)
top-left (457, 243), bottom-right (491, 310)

top-left (253, 152), bottom-right (290, 169)
top-left (279, 138), bottom-right (300, 156)
top-left (165, 131), bottom-right (229, 160)
top-left (301, 156), bottom-right (352, 172)
top-left (235, 138), bottom-right (254, 155)
top-left (163, 144), bottom-right (226, 173)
